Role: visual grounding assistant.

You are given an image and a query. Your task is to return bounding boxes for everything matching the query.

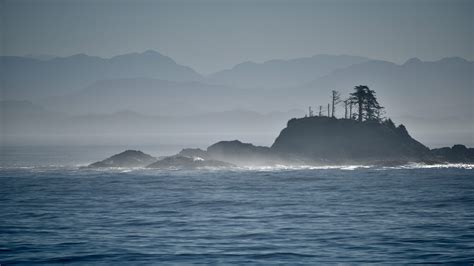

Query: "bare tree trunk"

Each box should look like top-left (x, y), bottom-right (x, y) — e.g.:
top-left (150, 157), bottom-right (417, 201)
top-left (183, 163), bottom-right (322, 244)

top-left (331, 92), bottom-right (335, 117)
top-left (344, 100), bottom-right (348, 119)
top-left (349, 102), bottom-right (353, 119)
top-left (331, 90), bottom-right (341, 118)
top-left (319, 105), bottom-right (322, 116)
top-left (327, 104), bottom-right (330, 117)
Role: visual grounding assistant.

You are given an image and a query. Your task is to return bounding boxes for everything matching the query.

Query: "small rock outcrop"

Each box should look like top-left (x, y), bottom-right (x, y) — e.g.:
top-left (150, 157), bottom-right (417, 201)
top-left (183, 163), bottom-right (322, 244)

top-left (206, 140), bottom-right (281, 166)
top-left (146, 155), bottom-right (234, 169)
top-left (178, 148), bottom-right (211, 160)
top-left (431, 145), bottom-right (474, 163)
top-left (88, 150), bottom-right (156, 168)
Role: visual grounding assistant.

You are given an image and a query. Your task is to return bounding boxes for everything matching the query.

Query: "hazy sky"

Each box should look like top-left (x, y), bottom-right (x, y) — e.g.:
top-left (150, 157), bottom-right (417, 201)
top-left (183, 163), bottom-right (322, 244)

top-left (2, 0), bottom-right (473, 74)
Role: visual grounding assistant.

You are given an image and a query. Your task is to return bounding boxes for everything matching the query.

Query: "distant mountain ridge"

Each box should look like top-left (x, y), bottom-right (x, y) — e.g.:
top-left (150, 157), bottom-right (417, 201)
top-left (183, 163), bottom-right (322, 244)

top-left (40, 78), bottom-right (248, 115)
top-left (208, 54), bottom-right (370, 88)
top-left (1, 52), bottom-right (371, 101)
top-left (0, 50), bottom-right (203, 100)
top-left (23, 53), bottom-right (58, 61)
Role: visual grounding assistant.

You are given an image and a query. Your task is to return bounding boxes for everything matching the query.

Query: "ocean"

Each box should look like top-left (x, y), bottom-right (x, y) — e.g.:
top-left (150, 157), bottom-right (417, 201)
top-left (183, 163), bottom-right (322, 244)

top-left (1, 146), bottom-right (473, 264)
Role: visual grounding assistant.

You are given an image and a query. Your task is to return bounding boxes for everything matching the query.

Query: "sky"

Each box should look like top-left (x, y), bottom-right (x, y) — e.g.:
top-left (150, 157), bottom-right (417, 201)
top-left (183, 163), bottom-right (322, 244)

top-left (1, 0), bottom-right (473, 74)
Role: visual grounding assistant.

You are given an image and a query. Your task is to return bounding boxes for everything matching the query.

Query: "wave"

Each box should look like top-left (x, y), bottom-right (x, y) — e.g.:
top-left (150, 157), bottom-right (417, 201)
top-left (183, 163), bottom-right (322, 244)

top-left (234, 164), bottom-right (373, 171)
top-left (1, 163), bottom-right (473, 173)
top-left (379, 162), bottom-right (474, 170)
top-left (224, 162), bottom-right (474, 171)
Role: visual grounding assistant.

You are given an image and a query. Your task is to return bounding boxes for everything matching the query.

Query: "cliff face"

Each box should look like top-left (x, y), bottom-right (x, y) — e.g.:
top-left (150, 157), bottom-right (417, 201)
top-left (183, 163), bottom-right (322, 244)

top-left (271, 117), bottom-right (430, 163)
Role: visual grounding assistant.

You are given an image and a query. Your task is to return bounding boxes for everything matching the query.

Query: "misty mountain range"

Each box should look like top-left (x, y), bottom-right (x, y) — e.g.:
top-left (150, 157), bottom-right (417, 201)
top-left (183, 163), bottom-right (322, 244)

top-left (1, 50), bottom-right (473, 147)
top-left (1, 50), bottom-right (202, 100)
top-left (208, 54), bottom-right (369, 89)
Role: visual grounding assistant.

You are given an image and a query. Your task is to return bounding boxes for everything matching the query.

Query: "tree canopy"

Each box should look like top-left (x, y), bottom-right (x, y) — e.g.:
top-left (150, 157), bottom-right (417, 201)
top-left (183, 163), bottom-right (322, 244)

top-left (349, 85), bottom-right (384, 122)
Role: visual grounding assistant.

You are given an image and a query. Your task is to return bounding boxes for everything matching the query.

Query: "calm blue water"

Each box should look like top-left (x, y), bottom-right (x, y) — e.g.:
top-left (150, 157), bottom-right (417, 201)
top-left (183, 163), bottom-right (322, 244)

top-left (1, 147), bottom-right (474, 264)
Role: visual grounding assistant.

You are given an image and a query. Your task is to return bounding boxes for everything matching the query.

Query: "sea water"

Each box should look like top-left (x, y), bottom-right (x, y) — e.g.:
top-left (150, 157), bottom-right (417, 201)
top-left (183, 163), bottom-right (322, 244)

top-left (1, 146), bottom-right (473, 264)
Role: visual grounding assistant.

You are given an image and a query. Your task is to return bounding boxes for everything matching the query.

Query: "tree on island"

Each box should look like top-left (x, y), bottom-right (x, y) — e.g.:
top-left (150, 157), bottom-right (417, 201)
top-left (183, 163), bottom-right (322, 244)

top-left (349, 100), bottom-right (353, 119)
top-left (331, 90), bottom-right (341, 117)
top-left (312, 86), bottom-right (384, 121)
top-left (350, 85), bottom-right (367, 122)
top-left (343, 98), bottom-right (355, 119)
top-left (349, 85), bottom-right (384, 122)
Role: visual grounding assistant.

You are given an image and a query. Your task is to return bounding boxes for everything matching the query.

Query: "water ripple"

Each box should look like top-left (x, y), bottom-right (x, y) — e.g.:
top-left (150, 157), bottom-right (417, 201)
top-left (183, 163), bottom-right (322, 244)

top-left (1, 167), bottom-right (473, 264)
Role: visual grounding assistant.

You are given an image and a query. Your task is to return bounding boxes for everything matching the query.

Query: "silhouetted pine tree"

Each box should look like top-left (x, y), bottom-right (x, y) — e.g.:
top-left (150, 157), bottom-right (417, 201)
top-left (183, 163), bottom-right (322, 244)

top-left (365, 88), bottom-right (384, 122)
top-left (350, 85), bottom-right (384, 122)
top-left (350, 85), bottom-right (368, 122)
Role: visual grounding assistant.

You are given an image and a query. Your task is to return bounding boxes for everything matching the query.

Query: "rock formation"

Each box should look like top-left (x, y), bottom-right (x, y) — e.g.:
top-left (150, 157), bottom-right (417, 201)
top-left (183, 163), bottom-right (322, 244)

top-left (146, 155), bottom-right (234, 169)
top-left (270, 116), bottom-right (430, 164)
top-left (88, 150), bottom-right (156, 168)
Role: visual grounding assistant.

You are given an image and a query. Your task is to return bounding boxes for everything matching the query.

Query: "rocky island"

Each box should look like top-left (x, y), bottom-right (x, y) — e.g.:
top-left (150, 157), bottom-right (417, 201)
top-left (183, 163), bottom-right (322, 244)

top-left (87, 86), bottom-right (473, 169)
top-left (270, 116), bottom-right (431, 164)
top-left (87, 117), bottom-right (473, 169)
top-left (87, 150), bottom-right (157, 168)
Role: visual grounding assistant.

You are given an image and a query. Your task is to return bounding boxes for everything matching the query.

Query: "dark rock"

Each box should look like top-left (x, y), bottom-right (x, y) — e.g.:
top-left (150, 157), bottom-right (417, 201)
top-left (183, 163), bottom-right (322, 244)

top-left (270, 117), bottom-right (430, 163)
top-left (88, 150), bottom-right (156, 168)
top-left (146, 155), bottom-right (234, 169)
top-left (431, 144), bottom-right (474, 163)
top-left (178, 148), bottom-right (210, 160)
top-left (206, 140), bottom-right (282, 166)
